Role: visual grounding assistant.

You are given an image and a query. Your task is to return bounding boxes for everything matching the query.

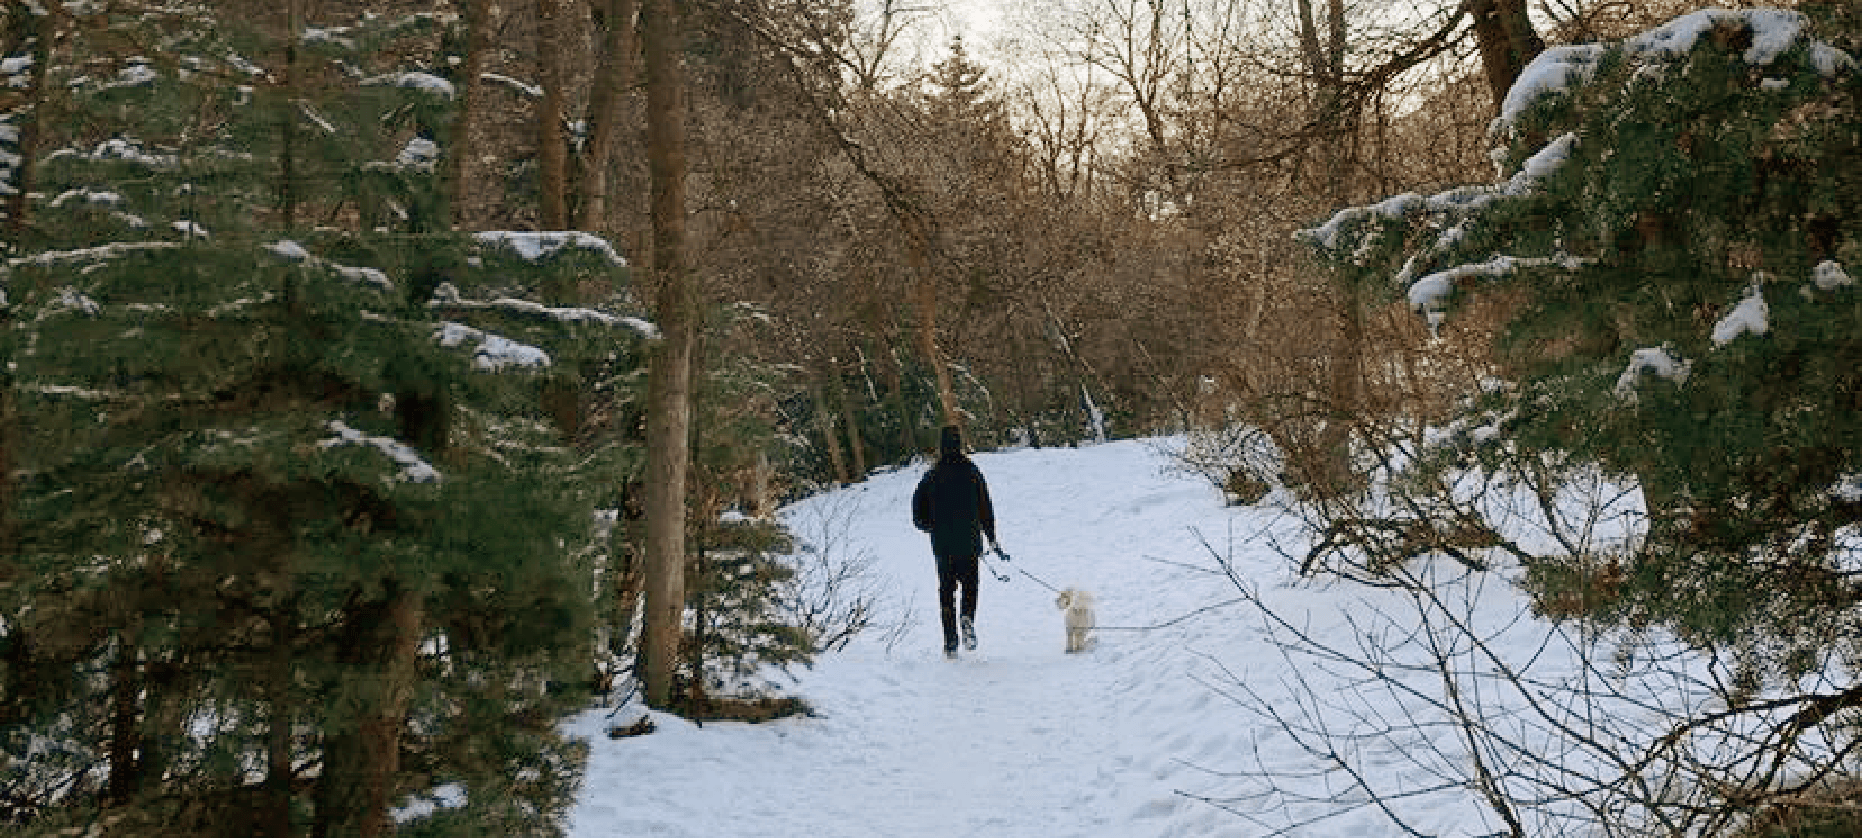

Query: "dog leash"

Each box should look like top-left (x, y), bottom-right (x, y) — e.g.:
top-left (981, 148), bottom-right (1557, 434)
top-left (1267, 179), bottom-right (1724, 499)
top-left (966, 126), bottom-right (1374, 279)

top-left (987, 547), bottom-right (1248, 633)
top-left (987, 546), bottom-right (1062, 592)
top-left (1090, 595), bottom-right (1248, 631)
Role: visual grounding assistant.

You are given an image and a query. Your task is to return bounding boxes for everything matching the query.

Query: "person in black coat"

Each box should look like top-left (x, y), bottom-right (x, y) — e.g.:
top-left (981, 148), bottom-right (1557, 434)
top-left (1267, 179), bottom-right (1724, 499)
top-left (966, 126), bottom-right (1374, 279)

top-left (912, 425), bottom-right (998, 658)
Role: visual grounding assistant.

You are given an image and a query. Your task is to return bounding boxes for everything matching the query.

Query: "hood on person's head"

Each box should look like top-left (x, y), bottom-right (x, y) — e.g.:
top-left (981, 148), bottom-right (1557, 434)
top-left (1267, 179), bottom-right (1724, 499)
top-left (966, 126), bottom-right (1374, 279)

top-left (939, 425), bottom-right (964, 460)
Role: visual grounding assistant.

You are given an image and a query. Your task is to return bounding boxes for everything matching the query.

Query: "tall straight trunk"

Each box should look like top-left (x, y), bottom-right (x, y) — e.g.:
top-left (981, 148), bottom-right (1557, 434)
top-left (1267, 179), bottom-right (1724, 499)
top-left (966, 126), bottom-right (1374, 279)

top-left (449, 0), bottom-right (487, 229)
top-left (885, 341), bottom-right (918, 457)
top-left (105, 627), bottom-right (141, 805)
top-left (811, 374), bottom-right (849, 484)
top-left (1295, 0), bottom-right (1323, 88)
top-left (0, 374), bottom-right (13, 559)
top-left (353, 589), bottom-right (421, 838)
top-left (311, 589), bottom-right (423, 838)
top-left (264, 606), bottom-right (296, 838)
top-left (832, 360), bottom-right (868, 477)
top-left (535, 0), bottom-right (570, 228)
top-left (639, 0), bottom-right (697, 710)
top-left (578, 0), bottom-right (640, 231)
top-left (1296, 0), bottom-right (1348, 200)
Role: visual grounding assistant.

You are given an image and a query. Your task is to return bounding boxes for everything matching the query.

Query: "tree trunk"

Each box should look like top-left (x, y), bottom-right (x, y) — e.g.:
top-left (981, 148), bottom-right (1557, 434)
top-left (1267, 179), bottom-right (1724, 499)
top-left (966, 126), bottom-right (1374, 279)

top-left (832, 360), bottom-right (868, 477)
top-left (449, 0), bottom-right (487, 229)
top-left (312, 587), bottom-right (423, 838)
top-left (353, 589), bottom-right (421, 838)
top-left (0, 371), bottom-right (14, 559)
top-left (535, 0), bottom-right (571, 228)
top-left (578, 0), bottom-right (640, 231)
top-left (1295, 0), bottom-right (1324, 87)
top-left (106, 627), bottom-right (141, 806)
top-left (639, 0), bottom-right (697, 710)
top-left (264, 607), bottom-right (296, 838)
top-left (907, 227), bottom-right (959, 428)
top-left (811, 373), bottom-right (849, 484)
top-left (1468, 0), bottom-right (1543, 111)
top-left (1297, 0), bottom-right (1366, 497)
top-left (749, 450), bottom-right (775, 518)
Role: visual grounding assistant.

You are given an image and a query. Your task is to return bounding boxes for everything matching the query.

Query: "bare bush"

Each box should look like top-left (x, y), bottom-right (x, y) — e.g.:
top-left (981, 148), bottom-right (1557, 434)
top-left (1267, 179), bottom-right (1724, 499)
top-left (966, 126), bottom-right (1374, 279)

top-left (1195, 455), bottom-right (1862, 837)
top-left (779, 494), bottom-right (887, 654)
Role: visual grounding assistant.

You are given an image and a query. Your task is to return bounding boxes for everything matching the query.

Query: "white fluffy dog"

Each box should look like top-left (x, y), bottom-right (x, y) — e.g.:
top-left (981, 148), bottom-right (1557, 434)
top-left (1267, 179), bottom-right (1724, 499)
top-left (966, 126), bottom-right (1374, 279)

top-left (1055, 588), bottom-right (1097, 653)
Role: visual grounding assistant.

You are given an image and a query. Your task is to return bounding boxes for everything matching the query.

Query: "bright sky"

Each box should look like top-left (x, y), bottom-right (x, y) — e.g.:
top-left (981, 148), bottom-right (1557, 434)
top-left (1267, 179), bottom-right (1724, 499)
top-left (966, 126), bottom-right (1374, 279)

top-left (867, 0), bottom-right (1018, 83)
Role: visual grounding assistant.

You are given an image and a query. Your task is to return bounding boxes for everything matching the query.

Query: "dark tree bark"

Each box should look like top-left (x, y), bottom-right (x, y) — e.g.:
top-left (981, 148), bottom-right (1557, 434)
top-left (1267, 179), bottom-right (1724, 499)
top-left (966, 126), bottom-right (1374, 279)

top-left (312, 588), bottom-right (423, 838)
top-left (1469, 0), bottom-right (1544, 110)
top-left (105, 626), bottom-right (142, 806)
top-left (264, 605), bottom-right (296, 838)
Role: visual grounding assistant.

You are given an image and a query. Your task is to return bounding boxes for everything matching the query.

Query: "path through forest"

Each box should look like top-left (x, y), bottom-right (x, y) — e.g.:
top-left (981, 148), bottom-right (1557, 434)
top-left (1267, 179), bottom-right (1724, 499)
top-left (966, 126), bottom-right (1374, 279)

top-left (565, 439), bottom-right (1511, 837)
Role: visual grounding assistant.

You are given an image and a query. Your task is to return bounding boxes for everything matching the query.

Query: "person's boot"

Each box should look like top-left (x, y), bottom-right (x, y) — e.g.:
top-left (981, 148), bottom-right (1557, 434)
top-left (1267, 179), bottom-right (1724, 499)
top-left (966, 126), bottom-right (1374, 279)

top-left (961, 615), bottom-right (977, 651)
top-left (943, 643), bottom-right (958, 660)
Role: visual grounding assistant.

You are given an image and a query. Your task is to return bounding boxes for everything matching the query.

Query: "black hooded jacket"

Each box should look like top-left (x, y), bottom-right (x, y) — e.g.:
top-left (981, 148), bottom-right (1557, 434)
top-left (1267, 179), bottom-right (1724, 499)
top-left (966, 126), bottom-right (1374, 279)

top-left (912, 428), bottom-right (996, 558)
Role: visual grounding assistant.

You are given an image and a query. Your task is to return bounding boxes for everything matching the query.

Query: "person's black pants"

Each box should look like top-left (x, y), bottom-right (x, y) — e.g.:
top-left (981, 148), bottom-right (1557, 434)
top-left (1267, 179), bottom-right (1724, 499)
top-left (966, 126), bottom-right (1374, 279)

top-left (935, 551), bottom-right (979, 651)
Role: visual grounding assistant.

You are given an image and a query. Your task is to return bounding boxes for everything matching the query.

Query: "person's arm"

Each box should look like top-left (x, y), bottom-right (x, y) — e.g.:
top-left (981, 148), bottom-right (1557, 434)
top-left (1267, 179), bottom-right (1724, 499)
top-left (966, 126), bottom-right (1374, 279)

top-left (912, 477), bottom-right (932, 533)
top-left (974, 466), bottom-right (996, 546)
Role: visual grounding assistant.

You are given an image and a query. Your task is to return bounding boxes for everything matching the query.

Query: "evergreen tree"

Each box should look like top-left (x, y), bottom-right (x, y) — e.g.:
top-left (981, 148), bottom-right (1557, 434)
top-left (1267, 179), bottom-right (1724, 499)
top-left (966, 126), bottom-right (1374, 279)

top-left (1301, 9), bottom-right (1860, 672)
top-left (0, 4), bottom-right (650, 834)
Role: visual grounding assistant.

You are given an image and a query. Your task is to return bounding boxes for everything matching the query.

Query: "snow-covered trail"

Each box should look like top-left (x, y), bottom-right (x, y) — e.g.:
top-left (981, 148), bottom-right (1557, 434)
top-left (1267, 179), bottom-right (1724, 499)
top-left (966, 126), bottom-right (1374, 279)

top-left (564, 439), bottom-right (1478, 837)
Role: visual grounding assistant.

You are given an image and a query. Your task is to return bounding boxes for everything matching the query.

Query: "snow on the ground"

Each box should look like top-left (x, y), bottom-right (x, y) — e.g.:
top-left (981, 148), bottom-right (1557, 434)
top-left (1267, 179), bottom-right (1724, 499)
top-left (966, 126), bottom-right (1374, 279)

top-left (564, 438), bottom-right (1643, 837)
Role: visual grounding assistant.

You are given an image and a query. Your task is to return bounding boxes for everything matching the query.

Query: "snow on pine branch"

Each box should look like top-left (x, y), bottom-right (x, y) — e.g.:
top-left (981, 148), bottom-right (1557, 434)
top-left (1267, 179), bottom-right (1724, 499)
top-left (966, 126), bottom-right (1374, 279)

top-left (362, 137), bottom-right (442, 174)
top-left (1300, 141), bottom-right (1591, 338)
top-left (435, 321), bottom-right (551, 371)
top-left (480, 73), bottom-right (542, 99)
top-left (263, 240), bottom-right (394, 291)
top-left (1299, 10), bottom-right (1857, 338)
top-left (44, 138), bottom-right (178, 168)
top-left (428, 282), bottom-right (656, 338)
top-left (1711, 279), bottom-right (1770, 346)
top-left (360, 72), bottom-right (454, 98)
top-left (1614, 347), bottom-right (1692, 403)
top-left (1811, 260), bottom-right (1854, 293)
top-left (1610, 261), bottom-right (1858, 402)
top-left (7, 241), bottom-right (182, 269)
top-left (1406, 254), bottom-right (1594, 335)
top-left (1294, 192), bottom-right (1421, 253)
top-left (473, 230), bottom-right (627, 266)
top-left (1495, 8), bottom-right (1855, 133)
top-left (320, 420), bottom-right (441, 483)
top-left (48, 190), bottom-right (125, 209)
